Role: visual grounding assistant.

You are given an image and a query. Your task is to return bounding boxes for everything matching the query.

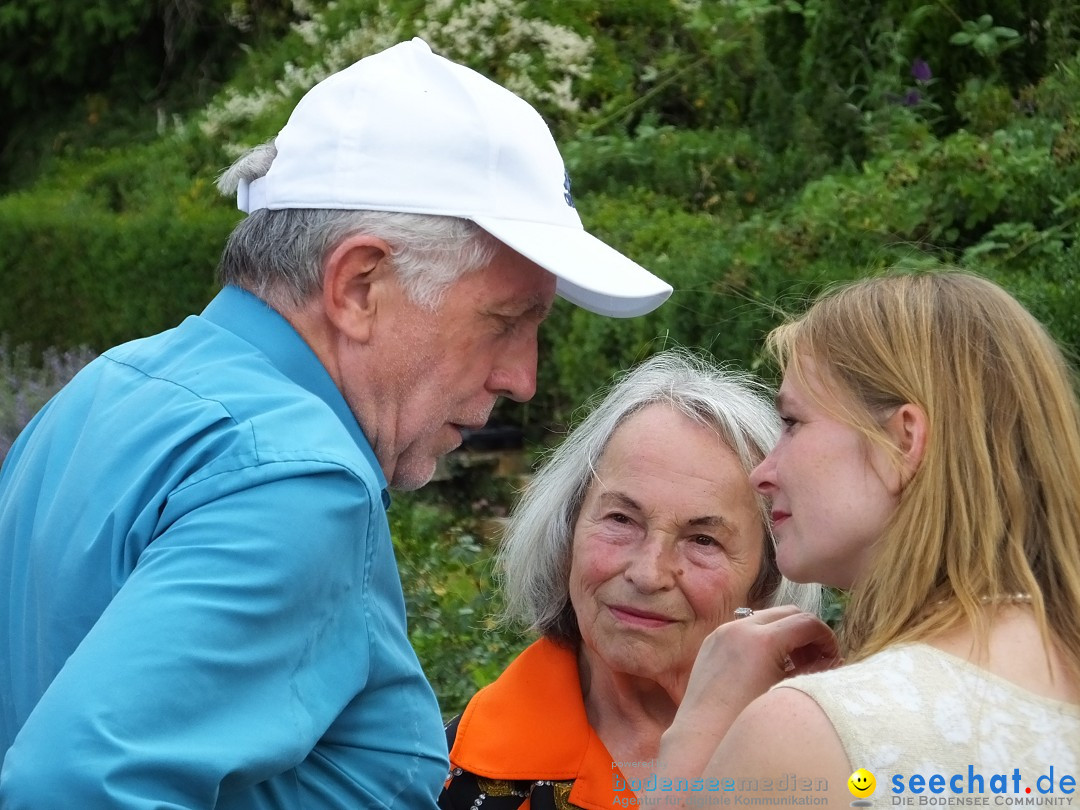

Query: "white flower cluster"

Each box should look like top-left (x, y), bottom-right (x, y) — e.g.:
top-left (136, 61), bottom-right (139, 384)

top-left (200, 86), bottom-right (280, 142)
top-left (226, 1), bottom-right (253, 33)
top-left (200, 0), bottom-right (593, 148)
top-left (415, 0), bottom-right (594, 114)
top-left (200, 1), bottom-right (404, 146)
top-left (289, 0), bottom-right (319, 18)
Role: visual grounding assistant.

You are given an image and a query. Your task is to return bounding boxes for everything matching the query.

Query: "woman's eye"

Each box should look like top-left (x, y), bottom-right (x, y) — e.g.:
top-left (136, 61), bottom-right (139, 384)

top-left (606, 512), bottom-right (631, 524)
top-left (690, 535), bottom-right (719, 547)
top-left (780, 416), bottom-right (798, 431)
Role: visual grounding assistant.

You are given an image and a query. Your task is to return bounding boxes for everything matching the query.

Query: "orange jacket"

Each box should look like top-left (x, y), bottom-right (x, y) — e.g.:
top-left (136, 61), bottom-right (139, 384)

top-left (445, 638), bottom-right (637, 810)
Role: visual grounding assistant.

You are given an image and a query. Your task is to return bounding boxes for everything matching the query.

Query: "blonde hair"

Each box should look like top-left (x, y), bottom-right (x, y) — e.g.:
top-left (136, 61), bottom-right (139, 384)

top-left (765, 270), bottom-right (1080, 676)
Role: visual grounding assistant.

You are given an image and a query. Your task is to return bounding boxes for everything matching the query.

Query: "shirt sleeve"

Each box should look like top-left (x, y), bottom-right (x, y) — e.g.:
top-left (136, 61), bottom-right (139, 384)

top-left (0, 460), bottom-right (378, 808)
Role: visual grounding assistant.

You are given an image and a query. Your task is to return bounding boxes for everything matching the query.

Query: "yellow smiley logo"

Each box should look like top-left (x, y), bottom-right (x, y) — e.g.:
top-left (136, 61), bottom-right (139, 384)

top-left (848, 769), bottom-right (876, 798)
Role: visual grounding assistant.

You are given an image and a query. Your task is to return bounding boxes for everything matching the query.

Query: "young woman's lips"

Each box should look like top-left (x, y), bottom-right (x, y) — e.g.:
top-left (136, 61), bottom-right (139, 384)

top-left (609, 605), bottom-right (674, 629)
top-left (771, 510), bottom-right (791, 528)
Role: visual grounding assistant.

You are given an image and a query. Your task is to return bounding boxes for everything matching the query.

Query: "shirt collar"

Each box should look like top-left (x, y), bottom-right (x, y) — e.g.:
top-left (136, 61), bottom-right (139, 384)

top-left (200, 286), bottom-right (390, 503)
top-left (450, 638), bottom-right (634, 810)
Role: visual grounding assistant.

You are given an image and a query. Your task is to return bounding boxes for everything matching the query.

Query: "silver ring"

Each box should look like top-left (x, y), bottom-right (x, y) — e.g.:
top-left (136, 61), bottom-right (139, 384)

top-left (734, 607), bottom-right (754, 619)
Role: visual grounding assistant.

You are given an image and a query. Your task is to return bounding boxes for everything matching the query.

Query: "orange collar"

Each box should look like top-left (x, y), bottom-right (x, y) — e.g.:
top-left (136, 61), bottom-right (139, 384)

top-left (449, 638), bottom-right (636, 810)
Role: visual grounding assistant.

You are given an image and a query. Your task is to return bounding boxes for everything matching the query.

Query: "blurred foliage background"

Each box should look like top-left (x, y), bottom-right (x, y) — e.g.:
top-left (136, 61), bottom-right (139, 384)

top-left (2, 0), bottom-right (1078, 717)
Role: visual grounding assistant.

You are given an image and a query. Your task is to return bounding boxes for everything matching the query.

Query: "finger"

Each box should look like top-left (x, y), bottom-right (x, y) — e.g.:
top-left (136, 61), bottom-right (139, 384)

top-left (735, 604), bottom-right (803, 624)
top-left (768, 612), bottom-right (841, 657)
top-left (787, 640), bottom-right (842, 666)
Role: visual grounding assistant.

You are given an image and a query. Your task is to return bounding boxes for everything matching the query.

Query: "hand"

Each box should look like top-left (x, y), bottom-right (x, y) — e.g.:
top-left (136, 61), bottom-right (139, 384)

top-left (657, 606), bottom-right (841, 780)
top-left (680, 605), bottom-right (841, 720)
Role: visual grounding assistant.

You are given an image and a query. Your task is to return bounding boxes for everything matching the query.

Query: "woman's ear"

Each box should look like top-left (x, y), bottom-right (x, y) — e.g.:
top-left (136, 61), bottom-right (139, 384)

top-left (884, 403), bottom-right (928, 488)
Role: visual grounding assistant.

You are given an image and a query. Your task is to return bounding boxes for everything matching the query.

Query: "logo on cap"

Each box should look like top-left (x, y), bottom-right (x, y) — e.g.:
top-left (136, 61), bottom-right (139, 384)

top-left (563, 170), bottom-right (575, 208)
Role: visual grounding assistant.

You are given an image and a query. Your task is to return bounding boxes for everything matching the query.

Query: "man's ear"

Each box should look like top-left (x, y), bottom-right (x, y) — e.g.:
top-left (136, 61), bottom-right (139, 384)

top-left (322, 235), bottom-right (394, 344)
top-left (884, 402), bottom-right (928, 488)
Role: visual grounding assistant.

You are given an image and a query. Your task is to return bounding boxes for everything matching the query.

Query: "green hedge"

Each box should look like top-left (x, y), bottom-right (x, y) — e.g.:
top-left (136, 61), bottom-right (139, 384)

top-left (0, 189), bottom-right (229, 354)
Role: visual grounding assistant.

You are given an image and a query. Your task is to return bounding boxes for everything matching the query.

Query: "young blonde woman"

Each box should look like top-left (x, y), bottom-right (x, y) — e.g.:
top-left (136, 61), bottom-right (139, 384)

top-left (654, 271), bottom-right (1080, 806)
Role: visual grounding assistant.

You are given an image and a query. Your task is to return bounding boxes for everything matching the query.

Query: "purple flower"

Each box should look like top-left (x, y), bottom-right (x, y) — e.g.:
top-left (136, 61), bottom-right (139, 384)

top-left (911, 58), bottom-right (932, 82)
top-left (902, 89), bottom-right (922, 107)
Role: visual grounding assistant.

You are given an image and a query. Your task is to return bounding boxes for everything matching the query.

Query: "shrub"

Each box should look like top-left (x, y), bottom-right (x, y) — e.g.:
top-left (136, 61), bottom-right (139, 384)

top-left (0, 340), bottom-right (96, 464)
top-left (0, 162), bottom-right (232, 355)
top-left (389, 479), bottom-right (529, 718)
top-left (0, 0), bottom-right (297, 189)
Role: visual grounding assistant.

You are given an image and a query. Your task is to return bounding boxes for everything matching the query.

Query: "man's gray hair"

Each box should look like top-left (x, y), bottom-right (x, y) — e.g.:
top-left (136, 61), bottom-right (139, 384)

top-left (216, 140), bottom-right (501, 311)
top-left (497, 349), bottom-right (821, 645)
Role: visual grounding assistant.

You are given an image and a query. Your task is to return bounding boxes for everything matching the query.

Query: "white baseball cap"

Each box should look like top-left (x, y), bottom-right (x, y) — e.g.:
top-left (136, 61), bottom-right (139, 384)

top-left (236, 38), bottom-right (672, 317)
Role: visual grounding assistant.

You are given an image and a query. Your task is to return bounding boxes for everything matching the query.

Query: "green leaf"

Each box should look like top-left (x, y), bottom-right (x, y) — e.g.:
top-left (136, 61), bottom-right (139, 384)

top-left (974, 33), bottom-right (996, 56)
top-left (964, 240), bottom-right (1008, 257)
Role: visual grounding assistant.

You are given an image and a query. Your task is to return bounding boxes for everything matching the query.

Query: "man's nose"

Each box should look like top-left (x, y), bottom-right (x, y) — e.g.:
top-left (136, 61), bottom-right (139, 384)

top-left (488, 332), bottom-right (539, 403)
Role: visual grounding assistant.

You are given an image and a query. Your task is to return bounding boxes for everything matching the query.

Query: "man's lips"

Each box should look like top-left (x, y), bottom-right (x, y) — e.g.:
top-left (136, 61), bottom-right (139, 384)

top-left (451, 421), bottom-right (487, 433)
top-left (449, 422), bottom-right (488, 443)
top-left (608, 605), bottom-right (676, 628)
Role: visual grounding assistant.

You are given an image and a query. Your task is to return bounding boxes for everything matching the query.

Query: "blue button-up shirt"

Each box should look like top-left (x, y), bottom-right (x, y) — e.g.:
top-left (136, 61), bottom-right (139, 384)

top-left (0, 286), bottom-right (447, 808)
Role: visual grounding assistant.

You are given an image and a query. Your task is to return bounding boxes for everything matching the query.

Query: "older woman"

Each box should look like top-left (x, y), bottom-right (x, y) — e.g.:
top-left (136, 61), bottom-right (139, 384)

top-left (438, 350), bottom-right (832, 810)
top-left (655, 271), bottom-right (1080, 806)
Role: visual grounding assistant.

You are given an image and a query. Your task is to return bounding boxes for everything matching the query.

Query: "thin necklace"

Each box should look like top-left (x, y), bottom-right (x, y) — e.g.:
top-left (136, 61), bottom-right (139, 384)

top-left (978, 593), bottom-right (1032, 604)
top-left (935, 593), bottom-right (1032, 607)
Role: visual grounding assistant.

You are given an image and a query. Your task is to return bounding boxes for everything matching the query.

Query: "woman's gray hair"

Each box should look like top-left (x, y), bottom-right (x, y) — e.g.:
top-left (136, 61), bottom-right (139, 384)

top-left (497, 349), bottom-right (822, 645)
top-left (216, 140), bottom-right (501, 311)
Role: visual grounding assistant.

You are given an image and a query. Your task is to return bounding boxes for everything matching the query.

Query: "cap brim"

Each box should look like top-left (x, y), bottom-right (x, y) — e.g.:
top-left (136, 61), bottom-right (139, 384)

top-left (472, 217), bottom-right (673, 318)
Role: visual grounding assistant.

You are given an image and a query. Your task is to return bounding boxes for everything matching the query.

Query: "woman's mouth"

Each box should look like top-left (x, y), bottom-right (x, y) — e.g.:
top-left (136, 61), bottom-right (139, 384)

top-left (608, 605), bottom-right (674, 628)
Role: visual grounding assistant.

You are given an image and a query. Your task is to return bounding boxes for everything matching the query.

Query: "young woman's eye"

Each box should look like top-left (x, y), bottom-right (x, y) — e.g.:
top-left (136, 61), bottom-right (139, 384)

top-left (780, 416), bottom-right (798, 431)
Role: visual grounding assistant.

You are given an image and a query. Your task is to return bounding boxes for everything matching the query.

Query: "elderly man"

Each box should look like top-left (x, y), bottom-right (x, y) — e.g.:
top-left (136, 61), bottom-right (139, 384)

top-left (0, 39), bottom-right (670, 809)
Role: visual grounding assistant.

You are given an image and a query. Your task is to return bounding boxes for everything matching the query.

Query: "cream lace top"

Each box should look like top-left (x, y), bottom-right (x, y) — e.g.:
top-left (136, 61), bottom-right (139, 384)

top-left (780, 644), bottom-right (1080, 778)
